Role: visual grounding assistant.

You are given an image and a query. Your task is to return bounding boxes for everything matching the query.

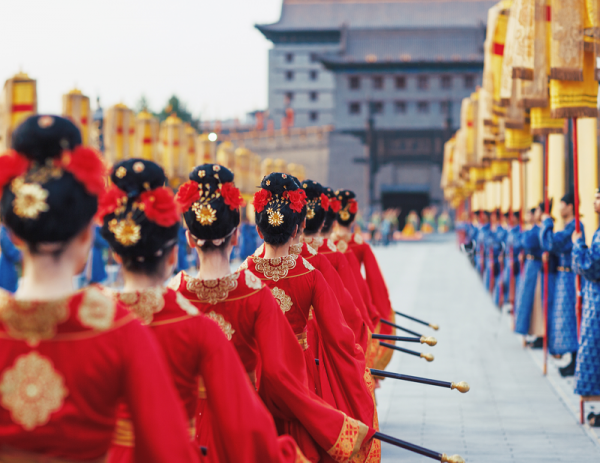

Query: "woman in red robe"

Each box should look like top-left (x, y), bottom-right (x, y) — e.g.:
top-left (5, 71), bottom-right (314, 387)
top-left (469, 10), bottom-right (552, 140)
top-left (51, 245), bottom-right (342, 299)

top-left (246, 173), bottom-right (381, 463)
top-left (98, 159), bottom-right (307, 463)
top-left (330, 190), bottom-right (397, 372)
top-left (173, 164), bottom-right (369, 463)
top-left (0, 116), bottom-right (198, 462)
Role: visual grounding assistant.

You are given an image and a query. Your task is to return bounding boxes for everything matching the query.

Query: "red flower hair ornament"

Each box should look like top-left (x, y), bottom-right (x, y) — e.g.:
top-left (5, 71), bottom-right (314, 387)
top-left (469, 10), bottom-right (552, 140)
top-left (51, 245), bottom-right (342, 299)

top-left (221, 182), bottom-right (245, 210)
top-left (175, 180), bottom-right (201, 211)
top-left (320, 193), bottom-right (330, 211)
top-left (284, 189), bottom-right (307, 213)
top-left (140, 187), bottom-right (181, 227)
top-left (96, 185), bottom-right (127, 223)
top-left (348, 199), bottom-right (358, 214)
top-left (329, 197), bottom-right (342, 213)
top-left (0, 151), bottom-right (29, 200)
top-left (253, 189), bottom-right (272, 213)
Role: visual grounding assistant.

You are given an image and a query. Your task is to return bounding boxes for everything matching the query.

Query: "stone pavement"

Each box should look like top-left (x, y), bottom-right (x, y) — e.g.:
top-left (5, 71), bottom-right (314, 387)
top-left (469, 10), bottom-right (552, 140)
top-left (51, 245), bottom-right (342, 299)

top-left (373, 235), bottom-right (600, 462)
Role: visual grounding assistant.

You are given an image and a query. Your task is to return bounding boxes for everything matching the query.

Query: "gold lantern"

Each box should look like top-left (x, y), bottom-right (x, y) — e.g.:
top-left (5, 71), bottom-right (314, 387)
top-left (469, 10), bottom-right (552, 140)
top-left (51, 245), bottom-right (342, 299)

top-left (184, 124), bottom-right (197, 174)
top-left (160, 114), bottom-right (185, 182)
top-left (104, 103), bottom-right (135, 165)
top-left (288, 163), bottom-right (306, 182)
top-left (62, 89), bottom-right (91, 145)
top-left (524, 142), bottom-right (543, 211)
top-left (273, 158), bottom-right (288, 174)
top-left (261, 158), bottom-right (274, 177)
top-left (0, 72), bottom-right (37, 152)
top-left (134, 110), bottom-right (159, 162)
top-left (196, 133), bottom-right (216, 165)
top-left (234, 147), bottom-right (252, 194)
top-left (216, 141), bottom-right (235, 170)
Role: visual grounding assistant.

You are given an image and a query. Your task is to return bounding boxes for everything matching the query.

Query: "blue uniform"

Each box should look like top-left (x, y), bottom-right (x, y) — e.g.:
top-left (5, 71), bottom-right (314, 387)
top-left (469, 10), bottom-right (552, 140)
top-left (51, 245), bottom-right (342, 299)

top-left (89, 226), bottom-right (109, 284)
top-left (541, 218), bottom-right (581, 355)
top-left (177, 226), bottom-right (189, 272)
top-left (515, 224), bottom-right (544, 335)
top-left (239, 222), bottom-right (260, 261)
top-left (0, 226), bottom-right (21, 293)
top-left (572, 228), bottom-right (600, 396)
top-left (495, 225), bottom-right (523, 306)
top-left (475, 223), bottom-right (491, 275)
top-left (484, 226), bottom-right (505, 292)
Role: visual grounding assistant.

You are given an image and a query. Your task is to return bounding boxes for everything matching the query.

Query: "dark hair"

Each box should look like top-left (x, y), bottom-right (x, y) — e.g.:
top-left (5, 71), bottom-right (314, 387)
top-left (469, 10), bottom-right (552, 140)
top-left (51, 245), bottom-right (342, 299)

top-left (335, 189), bottom-right (358, 227)
top-left (182, 164), bottom-right (240, 252)
top-left (255, 172), bottom-right (303, 245)
top-left (290, 175), bottom-right (307, 228)
top-left (561, 192), bottom-right (575, 206)
top-left (0, 115), bottom-right (98, 253)
top-left (321, 186), bottom-right (337, 234)
top-left (538, 199), bottom-right (553, 214)
top-left (100, 159), bottom-right (179, 275)
top-left (302, 180), bottom-right (327, 234)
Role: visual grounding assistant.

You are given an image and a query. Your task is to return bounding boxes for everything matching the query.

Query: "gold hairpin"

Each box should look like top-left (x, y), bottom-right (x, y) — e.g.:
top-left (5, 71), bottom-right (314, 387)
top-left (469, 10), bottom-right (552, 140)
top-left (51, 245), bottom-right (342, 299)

top-left (11, 180), bottom-right (50, 219)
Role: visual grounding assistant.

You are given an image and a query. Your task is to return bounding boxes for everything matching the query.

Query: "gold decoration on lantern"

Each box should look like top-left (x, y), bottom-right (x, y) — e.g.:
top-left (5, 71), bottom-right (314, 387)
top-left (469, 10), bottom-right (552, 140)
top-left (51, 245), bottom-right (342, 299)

top-left (62, 89), bottom-right (91, 145)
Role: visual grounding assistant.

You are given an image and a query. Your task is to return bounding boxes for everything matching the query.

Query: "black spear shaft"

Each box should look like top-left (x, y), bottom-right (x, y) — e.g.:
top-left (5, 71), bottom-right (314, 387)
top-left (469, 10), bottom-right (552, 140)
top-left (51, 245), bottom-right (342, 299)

top-left (372, 334), bottom-right (437, 346)
top-left (369, 369), bottom-right (469, 393)
top-left (200, 446), bottom-right (207, 456)
top-left (379, 341), bottom-right (434, 362)
top-left (373, 432), bottom-right (464, 462)
top-left (380, 318), bottom-right (422, 337)
top-left (395, 310), bottom-right (439, 330)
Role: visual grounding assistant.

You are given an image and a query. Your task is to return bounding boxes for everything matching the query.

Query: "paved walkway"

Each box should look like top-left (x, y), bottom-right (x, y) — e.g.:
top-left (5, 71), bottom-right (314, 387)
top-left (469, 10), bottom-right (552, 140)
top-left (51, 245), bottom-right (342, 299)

top-left (374, 235), bottom-right (600, 462)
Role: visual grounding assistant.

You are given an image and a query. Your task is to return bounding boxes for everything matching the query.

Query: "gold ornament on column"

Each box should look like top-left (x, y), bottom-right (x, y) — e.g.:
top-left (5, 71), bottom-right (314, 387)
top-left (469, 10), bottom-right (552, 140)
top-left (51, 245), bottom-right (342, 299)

top-left (62, 89), bottom-right (91, 145)
top-left (104, 103), bottom-right (135, 165)
top-left (0, 72), bottom-right (37, 152)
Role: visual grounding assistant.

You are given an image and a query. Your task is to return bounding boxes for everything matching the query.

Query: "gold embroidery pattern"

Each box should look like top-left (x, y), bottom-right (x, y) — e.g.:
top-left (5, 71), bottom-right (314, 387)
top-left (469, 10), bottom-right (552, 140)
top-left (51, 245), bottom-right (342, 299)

top-left (252, 243), bottom-right (265, 257)
top-left (306, 244), bottom-right (318, 256)
top-left (289, 243), bottom-right (303, 255)
top-left (0, 292), bottom-right (69, 347)
top-left (336, 240), bottom-right (348, 253)
top-left (108, 216), bottom-right (141, 247)
top-left (353, 233), bottom-right (364, 245)
top-left (238, 260), bottom-right (249, 271)
top-left (167, 272), bottom-right (183, 291)
top-left (295, 446), bottom-right (311, 463)
top-left (0, 352), bottom-right (68, 431)
top-left (206, 311), bottom-right (235, 340)
top-left (78, 287), bottom-right (116, 331)
top-left (328, 415), bottom-right (361, 462)
top-left (327, 240), bottom-right (337, 252)
top-left (267, 209), bottom-right (284, 227)
top-left (271, 287), bottom-right (293, 313)
top-left (302, 258), bottom-right (315, 271)
top-left (296, 331), bottom-right (309, 351)
top-left (175, 292), bottom-right (200, 316)
top-left (118, 288), bottom-right (166, 325)
top-left (186, 273), bottom-right (240, 304)
top-left (244, 271), bottom-right (263, 290)
top-left (303, 236), bottom-right (324, 249)
top-left (254, 255), bottom-right (297, 281)
top-left (193, 203), bottom-right (217, 226)
top-left (12, 182), bottom-right (50, 219)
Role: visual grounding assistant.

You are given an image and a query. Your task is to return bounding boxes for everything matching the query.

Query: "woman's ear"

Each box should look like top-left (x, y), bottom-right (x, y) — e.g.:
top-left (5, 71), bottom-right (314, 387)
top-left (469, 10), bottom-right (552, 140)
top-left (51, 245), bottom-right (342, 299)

top-left (167, 245), bottom-right (178, 267)
top-left (231, 229), bottom-right (239, 246)
top-left (256, 226), bottom-right (264, 240)
top-left (291, 225), bottom-right (298, 239)
top-left (113, 253), bottom-right (123, 264)
top-left (185, 230), bottom-right (197, 249)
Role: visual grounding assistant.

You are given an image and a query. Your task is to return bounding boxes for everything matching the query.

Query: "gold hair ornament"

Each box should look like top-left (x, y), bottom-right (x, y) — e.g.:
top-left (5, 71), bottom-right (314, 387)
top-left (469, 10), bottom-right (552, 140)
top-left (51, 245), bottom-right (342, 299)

top-left (108, 214), bottom-right (141, 246)
top-left (11, 178), bottom-right (50, 219)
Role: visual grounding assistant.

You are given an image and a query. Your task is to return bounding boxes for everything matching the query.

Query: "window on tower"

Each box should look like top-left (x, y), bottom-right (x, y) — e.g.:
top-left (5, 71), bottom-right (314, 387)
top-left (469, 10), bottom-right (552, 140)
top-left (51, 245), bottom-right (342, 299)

top-left (349, 76), bottom-right (361, 90)
top-left (310, 92), bottom-right (318, 102)
top-left (285, 53), bottom-right (294, 63)
top-left (371, 101), bottom-right (384, 114)
top-left (310, 53), bottom-right (320, 63)
top-left (418, 75), bottom-right (429, 90)
top-left (464, 74), bottom-right (475, 89)
top-left (394, 101), bottom-right (407, 114)
top-left (417, 101), bottom-right (429, 113)
top-left (310, 70), bottom-right (318, 81)
top-left (441, 75), bottom-right (452, 89)
top-left (349, 102), bottom-right (361, 114)
top-left (285, 71), bottom-right (294, 81)
top-left (284, 92), bottom-right (294, 103)
top-left (309, 111), bottom-right (319, 122)
top-left (373, 76), bottom-right (384, 90)
top-left (395, 76), bottom-right (406, 89)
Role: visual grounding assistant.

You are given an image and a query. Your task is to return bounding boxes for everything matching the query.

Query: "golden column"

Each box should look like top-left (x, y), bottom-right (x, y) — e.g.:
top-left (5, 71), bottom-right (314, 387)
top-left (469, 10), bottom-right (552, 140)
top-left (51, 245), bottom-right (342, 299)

top-left (62, 89), bottom-right (91, 145)
top-left (160, 114), bottom-right (184, 182)
top-left (288, 163), bottom-right (306, 181)
top-left (134, 110), bottom-right (159, 162)
top-left (184, 124), bottom-right (197, 174)
top-left (525, 142), bottom-right (543, 211)
top-left (234, 147), bottom-right (252, 195)
top-left (196, 134), bottom-right (216, 165)
top-left (577, 117), bottom-right (598, 240)
top-left (273, 158), bottom-right (288, 174)
top-left (261, 158), bottom-right (274, 177)
top-left (104, 103), bottom-right (135, 165)
top-left (0, 72), bottom-right (37, 152)
top-left (216, 141), bottom-right (235, 171)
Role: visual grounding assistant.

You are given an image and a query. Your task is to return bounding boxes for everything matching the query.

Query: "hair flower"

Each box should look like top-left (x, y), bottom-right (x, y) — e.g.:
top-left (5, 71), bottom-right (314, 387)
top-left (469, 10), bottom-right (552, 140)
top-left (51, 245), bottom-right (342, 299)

top-left (284, 189), bottom-right (307, 213)
top-left (96, 185), bottom-right (127, 223)
top-left (61, 147), bottom-right (107, 198)
top-left (175, 180), bottom-right (201, 211)
top-left (320, 193), bottom-right (330, 211)
top-left (140, 187), bottom-right (181, 227)
top-left (0, 151), bottom-right (30, 200)
top-left (253, 189), bottom-right (272, 213)
top-left (348, 199), bottom-right (358, 214)
top-left (329, 197), bottom-right (342, 213)
top-left (220, 182), bottom-right (245, 210)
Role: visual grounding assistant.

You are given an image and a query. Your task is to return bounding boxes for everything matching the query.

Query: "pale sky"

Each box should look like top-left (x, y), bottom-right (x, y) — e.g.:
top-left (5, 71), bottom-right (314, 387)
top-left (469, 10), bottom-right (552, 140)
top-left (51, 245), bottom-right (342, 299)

top-left (1, 0), bottom-right (282, 121)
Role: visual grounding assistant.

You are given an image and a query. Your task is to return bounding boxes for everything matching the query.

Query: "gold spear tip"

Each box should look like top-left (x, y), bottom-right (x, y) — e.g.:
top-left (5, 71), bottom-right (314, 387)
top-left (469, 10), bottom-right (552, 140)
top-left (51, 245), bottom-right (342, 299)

top-left (441, 454), bottom-right (465, 463)
top-left (420, 353), bottom-right (435, 362)
top-left (420, 336), bottom-right (438, 346)
top-left (429, 323), bottom-right (440, 330)
top-left (451, 382), bottom-right (470, 393)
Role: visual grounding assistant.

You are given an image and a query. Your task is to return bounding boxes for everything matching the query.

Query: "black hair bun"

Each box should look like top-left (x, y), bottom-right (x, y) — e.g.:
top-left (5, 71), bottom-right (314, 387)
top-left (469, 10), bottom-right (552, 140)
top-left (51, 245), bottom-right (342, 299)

top-left (111, 159), bottom-right (167, 197)
top-left (183, 164), bottom-right (240, 242)
top-left (302, 179), bottom-right (327, 233)
top-left (321, 186), bottom-right (337, 234)
top-left (336, 189), bottom-right (358, 226)
top-left (12, 115), bottom-right (82, 163)
top-left (260, 172), bottom-right (299, 195)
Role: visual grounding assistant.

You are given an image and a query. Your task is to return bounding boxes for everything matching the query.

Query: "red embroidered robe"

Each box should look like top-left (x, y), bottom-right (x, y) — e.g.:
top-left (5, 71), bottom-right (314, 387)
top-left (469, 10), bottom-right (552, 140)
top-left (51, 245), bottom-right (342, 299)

top-left (245, 254), bottom-right (381, 462)
top-left (111, 286), bottom-right (307, 463)
top-left (171, 269), bottom-right (368, 463)
top-left (0, 286), bottom-right (198, 463)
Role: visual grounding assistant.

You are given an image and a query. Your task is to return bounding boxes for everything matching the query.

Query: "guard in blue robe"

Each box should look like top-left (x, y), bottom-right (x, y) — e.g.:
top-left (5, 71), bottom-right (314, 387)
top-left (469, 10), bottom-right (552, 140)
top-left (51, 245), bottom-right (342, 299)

top-left (494, 215), bottom-right (523, 307)
top-left (475, 212), bottom-right (491, 276)
top-left (89, 225), bottom-right (109, 283)
top-left (0, 224), bottom-right (21, 293)
top-left (239, 219), bottom-right (260, 261)
top-left (540, 193), bottom-right (581, 375)
top-left (177, 225), bottom-right (190, 272)
top-left (572, 215), bottom-right (600, 402)
top-left (484, 219), bottom-right (505, 294)
top-left (515, 211), bottom-right (543, 335)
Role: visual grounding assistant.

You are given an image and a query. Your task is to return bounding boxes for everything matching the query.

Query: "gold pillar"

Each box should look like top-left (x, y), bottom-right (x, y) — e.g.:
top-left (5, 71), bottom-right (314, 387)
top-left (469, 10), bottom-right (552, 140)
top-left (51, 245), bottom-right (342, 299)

top-left (512, 159), bottom-right (522, 212)
top-left (1, 72), bottom-right (37, 152)
top-left (62, 89), bottom-right (91, 145)
top-left (134, 110), bottom-right (159, 162)
top-left (288, 163), bottom-right (306, 181)
top-left (104, 103), bottom-right (135, 165)
top-left (234, 147), bottom-right (252, 194)
top-left (160, 114), bottom-right (184, 181)
top-left (525, 142), bottom-right (543, 210)
top-left (184, 124), bottom-right (197, 174)
top-left (547, 133), bottom-right (566, 228)
top-left (196, 134), bottom-right (216, 165)
top-left (261, 158), bottom-right (274, 177)
top-left (501, 175), bottom-right (511, 214)
top-left (577, 117), bottom-right (598, 242)
top-left (216, 141), bottom-right (235, 170)
top-left (273, 158), bottom-right (288, 174)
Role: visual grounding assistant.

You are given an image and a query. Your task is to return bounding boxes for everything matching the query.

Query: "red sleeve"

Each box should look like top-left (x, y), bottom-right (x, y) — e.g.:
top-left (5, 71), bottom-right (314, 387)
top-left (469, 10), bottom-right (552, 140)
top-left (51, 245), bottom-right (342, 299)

top-left (345, 252), bottom-right (380, 329)
top-left (310, 271), bottom-right (376, 434)
top-left (121, 320), bottom-right (200, 463)
top-left (253, 288), bottom-right (348, 455)
top-left (333, 254), bottom-right (374, 332)
top-left (193, 315), bottom-right (302, 463)
top-left (361, 244), bottom-right (393, 321)
top-left (313, 255), bottom-right (370, 353)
